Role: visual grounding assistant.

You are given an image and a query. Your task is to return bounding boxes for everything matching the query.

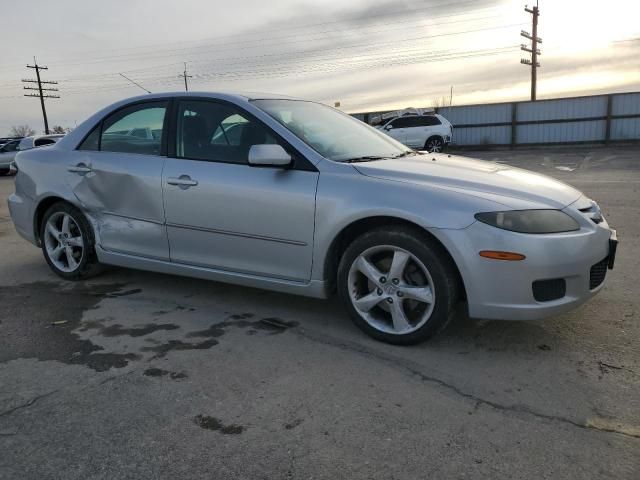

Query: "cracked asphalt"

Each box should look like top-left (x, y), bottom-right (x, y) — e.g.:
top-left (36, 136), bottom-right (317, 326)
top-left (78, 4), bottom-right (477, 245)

top-left (1, 146), bottom-right (639, 479)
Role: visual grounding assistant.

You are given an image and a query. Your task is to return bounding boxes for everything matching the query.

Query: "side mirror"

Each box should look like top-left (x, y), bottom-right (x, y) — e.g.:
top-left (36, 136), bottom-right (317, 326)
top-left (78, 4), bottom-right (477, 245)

top-left (384, 124), bottom-right (393, 130)
top-left (248, 144), bottom-right (292, 167)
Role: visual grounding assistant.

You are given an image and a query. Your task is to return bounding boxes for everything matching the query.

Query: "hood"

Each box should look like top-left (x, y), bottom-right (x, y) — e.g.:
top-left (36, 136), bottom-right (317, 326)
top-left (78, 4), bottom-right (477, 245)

top-left (353, 153), bottom-right (582, 209)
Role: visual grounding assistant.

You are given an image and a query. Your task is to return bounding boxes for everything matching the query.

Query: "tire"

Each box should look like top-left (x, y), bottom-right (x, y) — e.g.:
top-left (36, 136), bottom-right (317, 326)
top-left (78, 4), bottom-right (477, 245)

top-left (40, 202), bottom-right (102, 280)
top-left (424, 136), bottom-right (445, 153)
top-left (337, 226), bottom-right (459, 345)
top-left (0, 169), bottom-right (8, 176)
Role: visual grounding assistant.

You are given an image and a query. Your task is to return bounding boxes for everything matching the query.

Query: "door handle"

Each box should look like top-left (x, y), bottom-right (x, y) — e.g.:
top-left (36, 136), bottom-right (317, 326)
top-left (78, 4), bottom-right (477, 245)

top-left (67, 163), bottom-right (92, 174)
top-left (167, 175), bottom-right (198, 188)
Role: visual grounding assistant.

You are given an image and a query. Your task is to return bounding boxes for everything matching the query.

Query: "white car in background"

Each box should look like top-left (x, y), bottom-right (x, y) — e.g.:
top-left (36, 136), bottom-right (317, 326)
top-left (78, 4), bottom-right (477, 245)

top-left (0, 139), bottom-right (21, 175)
top-left (380, 114), bottom-right (453, 152)
top-left (17, 134), bottom-right (65, 152)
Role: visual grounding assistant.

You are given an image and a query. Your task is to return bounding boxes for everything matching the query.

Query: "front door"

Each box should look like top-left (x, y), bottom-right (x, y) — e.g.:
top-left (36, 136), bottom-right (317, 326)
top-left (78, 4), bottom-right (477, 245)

top-left (67, 100), bottom-right (170, 260)
top-left (162, 99), bottom-right (318, 281)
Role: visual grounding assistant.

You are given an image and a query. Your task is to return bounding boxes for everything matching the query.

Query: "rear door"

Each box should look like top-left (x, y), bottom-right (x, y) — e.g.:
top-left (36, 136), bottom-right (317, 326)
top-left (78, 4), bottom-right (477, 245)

top-left (67, 100), bottom-right (170, 260)
top-left (405, 116), bottom-right (443, 148)
top-left (162, 99), bottom-right (318, 281)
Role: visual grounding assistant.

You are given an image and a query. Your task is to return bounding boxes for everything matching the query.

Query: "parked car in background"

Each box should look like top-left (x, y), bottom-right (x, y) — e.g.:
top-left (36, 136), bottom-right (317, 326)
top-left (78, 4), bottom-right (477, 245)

top-left (17, 134), bottom-right (65, 152)
top-left (380, 114), bottom-right (453, 152)
top-left (0, 139), bottom-right (21, 175)
top-left (8, 92), bottom-right (617, 345)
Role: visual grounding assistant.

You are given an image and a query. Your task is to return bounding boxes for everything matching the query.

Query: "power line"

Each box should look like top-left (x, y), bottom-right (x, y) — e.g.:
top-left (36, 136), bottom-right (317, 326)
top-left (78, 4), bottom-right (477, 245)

top-left (521, 1), bottom-right (542, 101)
top-left (118, 73), bottom-right (151, 93)
top-left (13, 0), bottom-right (490, 68)
top-left (22, 57), bottom-right (59, 134)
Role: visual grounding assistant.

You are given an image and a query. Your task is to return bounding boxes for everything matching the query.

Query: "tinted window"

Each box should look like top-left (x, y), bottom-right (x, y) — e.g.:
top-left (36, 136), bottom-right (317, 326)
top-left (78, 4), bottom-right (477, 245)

top-left (389, 117), bottom-right (413, 128)
top-left (416, 116), bottom-right (442, 126)
top-left (1, 141), bottom-right (18, 152)
top-left (100, 101), bottom-right (167, 155)
top-left (177, 100), bottom-right (277, 164)
top-left (34, 138), bottom-right (56, 147)
top-left (78, 126), bottom-right (100, 151)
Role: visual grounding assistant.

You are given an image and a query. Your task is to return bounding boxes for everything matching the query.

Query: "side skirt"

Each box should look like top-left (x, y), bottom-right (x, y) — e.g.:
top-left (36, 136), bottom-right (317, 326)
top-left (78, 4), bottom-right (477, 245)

top-left (95, 246), bottom-right (329, 299)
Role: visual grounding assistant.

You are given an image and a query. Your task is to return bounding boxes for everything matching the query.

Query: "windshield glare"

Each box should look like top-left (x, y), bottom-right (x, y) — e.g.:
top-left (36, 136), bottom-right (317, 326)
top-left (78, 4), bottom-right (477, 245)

top-left (252, 99), bottom-right (409, 162)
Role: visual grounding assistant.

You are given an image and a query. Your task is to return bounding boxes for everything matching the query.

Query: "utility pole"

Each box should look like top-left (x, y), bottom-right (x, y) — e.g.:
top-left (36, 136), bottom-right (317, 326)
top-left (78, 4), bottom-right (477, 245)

top-left (22, 57), bottom-right (59, 134)
top-left (179, 62), bottom-right (192, 92)
top-left (520, 2), bottom-right (542, 101)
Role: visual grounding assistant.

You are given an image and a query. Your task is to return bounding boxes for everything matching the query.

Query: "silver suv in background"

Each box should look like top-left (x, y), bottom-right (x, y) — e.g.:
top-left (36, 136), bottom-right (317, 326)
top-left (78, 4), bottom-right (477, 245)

top-left (381, 114), bottom-right (452, 152)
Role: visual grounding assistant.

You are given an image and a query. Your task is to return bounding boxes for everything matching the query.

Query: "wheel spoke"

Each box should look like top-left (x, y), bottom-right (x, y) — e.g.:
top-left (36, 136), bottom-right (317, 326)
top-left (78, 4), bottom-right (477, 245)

top-left (65, 246), bottom-right (78, 270)
top-left (67, 236), bottom-right (83, 247)
top-left (61, 215), bottom-right (71, 235)
top-left (390, 301), bottom-right (411, 332)
top-left (46, 222), bottom-right (60, 239)
top-left (50, 244), bottom-right (65, 259)
top-left (388, 250), bottom-right (410, 281)
top-left (401, 286), bottom-right (434, 304)
top-left (355, 256), bottom-right (383, 286)
top-left (354, 291), bottom-right (383, 313)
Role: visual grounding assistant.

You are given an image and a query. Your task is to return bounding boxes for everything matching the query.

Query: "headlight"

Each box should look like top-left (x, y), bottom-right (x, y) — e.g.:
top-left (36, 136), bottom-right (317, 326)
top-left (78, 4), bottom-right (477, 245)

top-left (474, 210), bottom-right (580, 234)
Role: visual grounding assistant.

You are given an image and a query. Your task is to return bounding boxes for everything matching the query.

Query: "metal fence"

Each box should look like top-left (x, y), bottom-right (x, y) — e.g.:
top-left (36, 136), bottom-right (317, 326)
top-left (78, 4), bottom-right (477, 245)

top-left (352, 91), bottom-right (640, 147)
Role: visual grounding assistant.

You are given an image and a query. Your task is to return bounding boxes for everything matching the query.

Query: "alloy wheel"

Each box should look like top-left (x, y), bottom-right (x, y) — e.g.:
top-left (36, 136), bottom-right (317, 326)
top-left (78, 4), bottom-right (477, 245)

top-left (427, 138), bottom-right (443, 153)
top-left (44, 212), bottom-right (85, 273)
top-left (347, 245), bottom-right (436, 335)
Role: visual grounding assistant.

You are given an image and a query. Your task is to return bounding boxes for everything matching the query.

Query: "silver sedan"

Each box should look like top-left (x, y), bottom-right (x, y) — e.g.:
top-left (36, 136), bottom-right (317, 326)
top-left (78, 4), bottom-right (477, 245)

top-left (7, 92), bottom-right (617, 344)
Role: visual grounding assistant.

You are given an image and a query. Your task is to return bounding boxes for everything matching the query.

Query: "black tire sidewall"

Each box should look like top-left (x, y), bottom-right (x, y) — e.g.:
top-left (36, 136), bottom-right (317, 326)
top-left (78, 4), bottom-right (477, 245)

top-left (40, 202), bottom-right (98, 280)
top-left (337, 228), bottom-right (456, 345)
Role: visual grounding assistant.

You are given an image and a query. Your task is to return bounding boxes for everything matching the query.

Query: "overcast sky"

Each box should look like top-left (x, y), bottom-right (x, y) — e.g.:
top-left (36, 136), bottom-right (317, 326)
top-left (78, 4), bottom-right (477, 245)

top-left (0, 0), bottom-right (638, 135)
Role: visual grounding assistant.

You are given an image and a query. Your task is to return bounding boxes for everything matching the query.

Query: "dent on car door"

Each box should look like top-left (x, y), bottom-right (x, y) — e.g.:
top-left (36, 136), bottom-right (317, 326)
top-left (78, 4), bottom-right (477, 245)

top-left (68, 101), bottom-right (170, 260)
top-left (162, 99), bottom-right (319, 281)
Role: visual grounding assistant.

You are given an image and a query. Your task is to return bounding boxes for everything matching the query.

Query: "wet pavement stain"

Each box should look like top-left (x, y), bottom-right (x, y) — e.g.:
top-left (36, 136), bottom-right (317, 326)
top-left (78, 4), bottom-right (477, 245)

top-left (284, 418), bottom-right (304, 430)
top-left (141, 339), bottom-right (219, 359)
top-left (186, 314), bottom-right (299, 340)
top-left (193, 415), bottom-right (245, 434)
top-left (143, 367), bottom-right (188, 379)
top-left (0, 281), bottom-right (142, 372)
top-left (98, 323), bottom-right (179, 337)
top-left (103, 288), bottom-right (142, 298)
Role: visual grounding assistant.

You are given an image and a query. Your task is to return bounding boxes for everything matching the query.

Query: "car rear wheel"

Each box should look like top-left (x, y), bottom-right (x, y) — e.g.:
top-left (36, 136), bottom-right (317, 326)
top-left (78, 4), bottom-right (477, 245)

top-left (337, 227), bottom-right (458, 344)
top-left (425, 136), bottom-right (445, 153)
top-left (40, 202), bottom-right (102, 280)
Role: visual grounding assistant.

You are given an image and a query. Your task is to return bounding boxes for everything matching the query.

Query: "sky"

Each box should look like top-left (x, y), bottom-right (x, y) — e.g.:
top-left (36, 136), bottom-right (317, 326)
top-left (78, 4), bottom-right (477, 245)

top-left (0, 0), bottom-right (638, 135)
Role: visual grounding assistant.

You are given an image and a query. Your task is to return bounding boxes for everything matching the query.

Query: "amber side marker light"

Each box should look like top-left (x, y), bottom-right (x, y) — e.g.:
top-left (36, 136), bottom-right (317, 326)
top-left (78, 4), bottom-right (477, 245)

top-left (479, 251), bottom-right (526, 261)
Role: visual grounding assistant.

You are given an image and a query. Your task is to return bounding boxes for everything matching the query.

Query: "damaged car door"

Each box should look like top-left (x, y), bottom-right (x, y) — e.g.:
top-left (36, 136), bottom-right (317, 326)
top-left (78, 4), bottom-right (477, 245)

top-left (68, 100), bottom-right (170, 260)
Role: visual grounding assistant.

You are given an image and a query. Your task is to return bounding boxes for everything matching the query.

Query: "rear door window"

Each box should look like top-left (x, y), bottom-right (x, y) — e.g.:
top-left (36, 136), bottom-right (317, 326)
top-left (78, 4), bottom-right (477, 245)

top-left (100, 101), bottom-right (168, 155)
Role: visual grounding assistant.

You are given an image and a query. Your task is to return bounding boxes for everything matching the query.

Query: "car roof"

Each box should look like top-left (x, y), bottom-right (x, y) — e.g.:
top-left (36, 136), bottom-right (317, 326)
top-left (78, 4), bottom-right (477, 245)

top-left (114, 91), bottom-right (301, 104)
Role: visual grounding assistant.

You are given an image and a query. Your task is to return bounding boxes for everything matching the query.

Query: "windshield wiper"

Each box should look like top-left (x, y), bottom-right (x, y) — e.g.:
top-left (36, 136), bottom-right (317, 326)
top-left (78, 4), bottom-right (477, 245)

top-left (341, 156), bottom-right (387, 163)
top-left (392, 151), bottom-right (417, 158)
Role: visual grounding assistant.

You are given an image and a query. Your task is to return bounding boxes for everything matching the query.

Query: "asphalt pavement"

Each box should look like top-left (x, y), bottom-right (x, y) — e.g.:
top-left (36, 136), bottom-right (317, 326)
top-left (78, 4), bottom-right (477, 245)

top-left (1, 146), bottom-right (638, 479)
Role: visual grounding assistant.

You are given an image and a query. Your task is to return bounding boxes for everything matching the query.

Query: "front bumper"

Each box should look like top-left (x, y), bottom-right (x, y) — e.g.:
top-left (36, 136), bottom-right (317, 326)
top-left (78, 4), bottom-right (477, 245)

top-left (435, 218), bottom-right (616, 321)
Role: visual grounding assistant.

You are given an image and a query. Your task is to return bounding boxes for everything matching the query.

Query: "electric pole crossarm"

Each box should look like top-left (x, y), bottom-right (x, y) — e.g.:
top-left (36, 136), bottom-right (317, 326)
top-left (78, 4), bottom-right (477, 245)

top-left (22, 58), bottom-right (59, 134)
top-left (520, 2), bottom-right (541, 101)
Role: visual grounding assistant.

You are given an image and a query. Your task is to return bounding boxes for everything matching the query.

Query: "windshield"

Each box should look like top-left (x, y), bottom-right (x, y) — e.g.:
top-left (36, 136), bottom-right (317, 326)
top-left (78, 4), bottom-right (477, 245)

top-left (252, 99), bottom-right (411, 162)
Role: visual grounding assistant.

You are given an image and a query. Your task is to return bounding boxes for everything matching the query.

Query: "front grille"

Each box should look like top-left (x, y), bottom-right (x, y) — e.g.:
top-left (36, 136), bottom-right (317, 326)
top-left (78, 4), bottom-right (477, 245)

top-left (589, 257), bottom-right (608, 289)
top-left (532, 278), bottom-right (566, 302)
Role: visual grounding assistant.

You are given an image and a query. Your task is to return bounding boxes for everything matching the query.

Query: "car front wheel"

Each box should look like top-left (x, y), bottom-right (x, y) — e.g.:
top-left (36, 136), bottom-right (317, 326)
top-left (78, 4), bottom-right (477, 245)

top-left (425, 136), bottom-right (445, 153)
top-left (40, 202), bottom-right (102, 280)
top-left (337, 227), bottom-right (458, 344)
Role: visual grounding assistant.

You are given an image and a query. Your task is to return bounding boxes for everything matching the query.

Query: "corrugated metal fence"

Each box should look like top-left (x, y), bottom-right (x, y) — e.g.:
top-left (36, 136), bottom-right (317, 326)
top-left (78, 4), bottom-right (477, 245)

top-left (353, 91), bottom-right (640, 147)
